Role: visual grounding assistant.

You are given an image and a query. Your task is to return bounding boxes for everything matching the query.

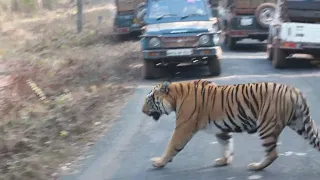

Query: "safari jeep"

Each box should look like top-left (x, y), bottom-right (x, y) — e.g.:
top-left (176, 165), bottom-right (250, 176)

top-left (219, 0), bottom-right (276, 50)
top-left (267, 0), bottom-right (320, 69)
top-left (140, 0), bottom-right (222, 79)
top-left (113, 0), bottom-right (147, 36)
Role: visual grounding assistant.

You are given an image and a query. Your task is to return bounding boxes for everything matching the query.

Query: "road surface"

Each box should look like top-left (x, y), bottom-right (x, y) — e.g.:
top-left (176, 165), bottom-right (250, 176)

top-left (60, 41), bottom-right (320, 180)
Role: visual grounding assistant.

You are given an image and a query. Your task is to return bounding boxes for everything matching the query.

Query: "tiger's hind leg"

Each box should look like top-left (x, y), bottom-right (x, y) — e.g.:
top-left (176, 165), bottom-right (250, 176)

top-left (214, 132), bottom-right (234, 167)
top-left (247, 121), bottom-right (283, 171)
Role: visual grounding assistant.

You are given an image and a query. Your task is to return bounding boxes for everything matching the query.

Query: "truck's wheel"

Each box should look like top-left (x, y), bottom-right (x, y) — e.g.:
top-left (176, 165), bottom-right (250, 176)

top-left (208, 57), bottom-right (221, 76)
top-left (226, 36), bottom-right (237, 50)
top-left (272, 47), bottom-right (287, 69)
top-left (255, 3), bottom-right (276, 28)
top-left (143, 59), bottom-right (161, 79)
top-left (266, 44), bottom-right (273, 60)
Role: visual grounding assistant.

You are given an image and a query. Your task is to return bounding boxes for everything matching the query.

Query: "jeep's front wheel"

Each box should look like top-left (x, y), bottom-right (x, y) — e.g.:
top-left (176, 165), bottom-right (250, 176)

top-left (208, 57), bottom-right (221, 76)
top-left (143, 59), bottom-right (161, 79)
top-left (272, 47), bottom-right (287, 69)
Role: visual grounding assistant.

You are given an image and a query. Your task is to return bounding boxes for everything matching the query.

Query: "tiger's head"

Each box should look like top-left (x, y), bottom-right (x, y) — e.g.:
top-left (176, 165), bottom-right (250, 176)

top-left (142, 81), bottom-right (175, 121)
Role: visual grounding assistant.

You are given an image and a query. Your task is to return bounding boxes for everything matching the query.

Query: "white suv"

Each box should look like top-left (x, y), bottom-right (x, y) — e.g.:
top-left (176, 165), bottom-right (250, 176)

top-left (267, 0), bottom-right (320, 68)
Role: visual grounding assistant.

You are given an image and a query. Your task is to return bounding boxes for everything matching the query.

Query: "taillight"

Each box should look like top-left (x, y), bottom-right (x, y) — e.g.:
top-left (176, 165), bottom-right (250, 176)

top-left (282, 42), bottom-right (297, 48)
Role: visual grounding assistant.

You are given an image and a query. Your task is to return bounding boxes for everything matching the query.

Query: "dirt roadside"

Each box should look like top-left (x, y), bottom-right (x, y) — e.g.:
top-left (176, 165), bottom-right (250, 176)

top-left (0, 1), bottom-right (143, 180)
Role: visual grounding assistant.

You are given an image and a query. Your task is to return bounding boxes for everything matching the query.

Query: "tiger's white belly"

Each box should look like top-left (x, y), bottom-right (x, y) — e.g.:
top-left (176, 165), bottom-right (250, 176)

top-left (200, 117), bottom-right (250, 134)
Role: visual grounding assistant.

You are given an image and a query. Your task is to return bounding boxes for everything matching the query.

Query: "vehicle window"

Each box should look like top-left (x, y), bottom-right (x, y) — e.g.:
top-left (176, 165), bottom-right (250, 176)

top-left (148, 0), bottom-right (207, 19)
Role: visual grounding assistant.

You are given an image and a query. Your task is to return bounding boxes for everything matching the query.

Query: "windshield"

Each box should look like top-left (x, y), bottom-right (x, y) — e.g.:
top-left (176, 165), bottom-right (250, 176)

top-left (147, 0), bottom-right (208, 20)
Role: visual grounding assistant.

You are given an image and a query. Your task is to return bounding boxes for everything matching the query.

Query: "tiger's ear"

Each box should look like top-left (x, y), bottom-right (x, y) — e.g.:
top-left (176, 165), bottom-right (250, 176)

top-left (160, 81), bottom-right (171, 94)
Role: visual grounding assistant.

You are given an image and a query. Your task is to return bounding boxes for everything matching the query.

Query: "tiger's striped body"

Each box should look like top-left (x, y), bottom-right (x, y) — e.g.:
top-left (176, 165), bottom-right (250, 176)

top-left (142, 80), bottom-right (320, 171)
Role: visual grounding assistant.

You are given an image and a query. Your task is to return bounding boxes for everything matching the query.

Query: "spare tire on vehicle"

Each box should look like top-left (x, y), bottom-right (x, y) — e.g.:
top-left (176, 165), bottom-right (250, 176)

top-left (136, 8), bottom-right (147, 25)
top-left (255, 3), bottom-right (276, 28)
top-left (134, 2), bottom-right (147, 26)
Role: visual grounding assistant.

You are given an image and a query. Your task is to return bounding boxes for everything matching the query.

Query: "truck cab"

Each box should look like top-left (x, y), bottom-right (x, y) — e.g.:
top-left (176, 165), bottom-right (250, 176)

top-left (267, 0), bottom-right (320, 69)
top-left (140, 0), bottom-right (222, 79)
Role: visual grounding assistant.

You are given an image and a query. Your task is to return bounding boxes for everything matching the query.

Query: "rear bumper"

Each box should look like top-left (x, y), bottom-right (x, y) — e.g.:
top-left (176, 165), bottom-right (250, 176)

top-left (280, 41), bottom-right (320, 57)
top-left (113, 24), bottom-right (142, 34)
top-left (143, 46), bottom-right (222, 62)
top-left (228, 30), bottom-right (268, 39)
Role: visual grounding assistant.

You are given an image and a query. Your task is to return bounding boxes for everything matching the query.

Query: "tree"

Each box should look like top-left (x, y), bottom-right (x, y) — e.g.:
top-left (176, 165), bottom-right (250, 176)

top-left (77, 0), bottom-right (83, 33)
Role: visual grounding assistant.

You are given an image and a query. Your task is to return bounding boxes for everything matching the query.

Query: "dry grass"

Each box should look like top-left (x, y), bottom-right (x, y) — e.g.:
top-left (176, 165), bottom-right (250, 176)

top-left (0, 1), bottom-right (143, 180)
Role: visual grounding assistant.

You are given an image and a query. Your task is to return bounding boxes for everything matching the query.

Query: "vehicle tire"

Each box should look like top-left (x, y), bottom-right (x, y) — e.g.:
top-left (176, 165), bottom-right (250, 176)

top-left (136, 9), bottom-right (146, 25)
top-left (266, 27), bottom-right (274, 60)
top-left (226, 36), bottom-right (237, 50)
top-left (272, 47), bottom-right (287, 69)
top-left (134, 2), bottom-right (146, 19)
top-left (135, 2), bottom-right (147, 26)
top-left (223, 34), bottom-right (228, 44)
top-left (143, 59), bottom-right (161, 79)
top-left (135, 2), bottom-right (146, 12)
top-left (267, 45), bottom-right (273, 60)
top-left (255, 3), bottom-right (276, 28)
top-left (208, 57), bottom-right (221, 76)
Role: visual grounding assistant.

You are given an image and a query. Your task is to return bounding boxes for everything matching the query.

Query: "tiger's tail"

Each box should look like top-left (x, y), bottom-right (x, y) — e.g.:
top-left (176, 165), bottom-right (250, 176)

top-left (288, 89), bottom-right (320, 151)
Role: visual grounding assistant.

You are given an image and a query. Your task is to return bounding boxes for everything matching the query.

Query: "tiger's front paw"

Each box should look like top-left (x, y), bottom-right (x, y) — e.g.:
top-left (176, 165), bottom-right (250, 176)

top-left (150, 157), bottom-right (167, 168)
top-left (214, 155), bottom-right (233, 167)
top-left (247, 162), bottom-right (265, 171)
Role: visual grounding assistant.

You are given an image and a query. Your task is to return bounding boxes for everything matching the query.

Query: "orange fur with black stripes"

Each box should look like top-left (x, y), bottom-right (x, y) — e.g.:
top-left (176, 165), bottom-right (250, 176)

top-left (142, 80), bottom-right (320, 171)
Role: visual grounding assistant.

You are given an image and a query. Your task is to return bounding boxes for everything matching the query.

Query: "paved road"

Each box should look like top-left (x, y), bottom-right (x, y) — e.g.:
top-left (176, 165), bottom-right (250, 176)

top-left (60, 41), bottom-right (320, 180)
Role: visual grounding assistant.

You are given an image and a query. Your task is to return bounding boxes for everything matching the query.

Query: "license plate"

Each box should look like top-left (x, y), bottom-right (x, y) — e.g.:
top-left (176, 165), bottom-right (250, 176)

top-left (118, 28), bottom-right (129, 33)
top-left (240, 17), bottom-right (253, 26)
top-left (166, 49), bottom-right (193, 56)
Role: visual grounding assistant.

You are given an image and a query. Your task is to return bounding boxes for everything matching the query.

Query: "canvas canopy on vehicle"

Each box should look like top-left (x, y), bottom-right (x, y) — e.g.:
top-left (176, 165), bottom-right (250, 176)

top-left (278, 0), bottom-right (320, 23)
top-left (115, 0), bottom-right (146, 12)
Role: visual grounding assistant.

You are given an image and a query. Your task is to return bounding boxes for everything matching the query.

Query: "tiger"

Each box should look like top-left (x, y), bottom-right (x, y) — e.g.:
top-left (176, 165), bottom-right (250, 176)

top-left (142, 79), bottom-right (320, 171)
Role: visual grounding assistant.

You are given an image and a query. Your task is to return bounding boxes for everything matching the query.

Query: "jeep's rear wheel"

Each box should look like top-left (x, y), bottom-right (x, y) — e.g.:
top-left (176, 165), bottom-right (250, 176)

top-left (208, 57), bottom-right (221, 76)
top-left (143, 59), bottom-right (161, 79)
top-left (266, 31), bottom-right (273, 60)
top-left (267, 44), bottom-right (273, 60)
top-left (272, 47), bottom-right (287, 69)
top-left (226, 35), bottom-right (237, 50)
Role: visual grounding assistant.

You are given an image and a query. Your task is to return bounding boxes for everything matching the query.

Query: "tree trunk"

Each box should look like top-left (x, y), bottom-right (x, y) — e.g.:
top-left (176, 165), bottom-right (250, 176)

top-left (38, 0), bottom-right (43, 9)
top-left (10, 0), bottom-right (19, 12)
top-left (42, 0), bottom-right (53, 10)
top-left (77, 0), bottom-right (83, 33)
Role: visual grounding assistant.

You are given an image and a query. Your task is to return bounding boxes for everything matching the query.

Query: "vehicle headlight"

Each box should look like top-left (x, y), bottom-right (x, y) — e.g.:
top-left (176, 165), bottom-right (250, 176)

top-left (199, 35), bottom-right (210, 45)
top-left (149, 37), bottom-right (161, 47)
top-left (213, 34), bottom-right (220, 45)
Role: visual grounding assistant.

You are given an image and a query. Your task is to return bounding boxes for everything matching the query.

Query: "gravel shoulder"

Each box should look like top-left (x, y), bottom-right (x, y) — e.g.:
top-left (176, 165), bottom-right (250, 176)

top-left (0, 1), bottom-right (143, 179)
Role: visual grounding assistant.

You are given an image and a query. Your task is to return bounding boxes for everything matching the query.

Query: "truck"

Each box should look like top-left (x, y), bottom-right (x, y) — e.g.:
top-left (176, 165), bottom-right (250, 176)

top-left (140, 0), bottom-right (223, 79)
top-left (267, 0), bottom-right (320, 69)
top-left (218, 0), bottom-right (276, 50)
top-left (113, 0), bottom-right (147, 36)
